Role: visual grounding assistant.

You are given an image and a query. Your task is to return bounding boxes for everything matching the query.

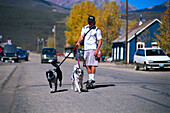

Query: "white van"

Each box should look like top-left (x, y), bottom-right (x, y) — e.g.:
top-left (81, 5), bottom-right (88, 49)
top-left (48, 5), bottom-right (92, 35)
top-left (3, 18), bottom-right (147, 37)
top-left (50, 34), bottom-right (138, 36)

top-left (133, 48), bottom-right (170, 70)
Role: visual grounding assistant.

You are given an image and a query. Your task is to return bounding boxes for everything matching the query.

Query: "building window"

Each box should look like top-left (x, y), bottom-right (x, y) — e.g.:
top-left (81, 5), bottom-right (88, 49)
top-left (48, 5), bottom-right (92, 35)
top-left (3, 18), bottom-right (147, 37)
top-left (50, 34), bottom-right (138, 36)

top-left (137, 42), bottom-right (145, 50)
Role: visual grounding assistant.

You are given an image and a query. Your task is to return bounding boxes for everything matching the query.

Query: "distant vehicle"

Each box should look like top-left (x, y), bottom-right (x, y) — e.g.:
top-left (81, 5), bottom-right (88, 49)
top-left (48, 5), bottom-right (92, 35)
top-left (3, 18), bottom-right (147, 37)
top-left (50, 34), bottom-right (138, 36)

top-left (41, 47), bottom-right (57, 63)
top-left (65, 46), bottom-right (75, 59)
top-left (75, 49), bottom-right (84, 61)
top-left (0, 47), bottom-right (3, 60)
top-left (107, 57), bottom-right (113, 62)
top-left (2, 45), bottom-right (18, 62)
top-left (17, 49), bottom-right (29, 61)
top-left (56, 52), bottom-right (63, 56)
top-left (133, 48), bottom-right (170, 71)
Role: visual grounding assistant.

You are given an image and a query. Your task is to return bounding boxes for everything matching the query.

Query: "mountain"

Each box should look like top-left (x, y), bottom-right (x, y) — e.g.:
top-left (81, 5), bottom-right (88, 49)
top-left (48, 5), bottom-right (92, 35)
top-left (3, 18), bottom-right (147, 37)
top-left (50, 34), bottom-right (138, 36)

top-left (0, 0), bottom-right (70, 13)
top-left (127, 1), bottom-right (168, 21)
top-left (130, 1), bottom-right (169, 13)
top-left (0, 4), bottom-right (68, 51)
top-left (45, 0), bottom-right (138, 13)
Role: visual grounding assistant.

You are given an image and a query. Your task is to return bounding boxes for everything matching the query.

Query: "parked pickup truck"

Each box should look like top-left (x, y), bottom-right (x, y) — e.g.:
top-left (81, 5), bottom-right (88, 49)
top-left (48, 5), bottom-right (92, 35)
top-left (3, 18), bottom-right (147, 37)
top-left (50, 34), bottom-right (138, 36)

top-left (1, 45), bottom-right (18, 62)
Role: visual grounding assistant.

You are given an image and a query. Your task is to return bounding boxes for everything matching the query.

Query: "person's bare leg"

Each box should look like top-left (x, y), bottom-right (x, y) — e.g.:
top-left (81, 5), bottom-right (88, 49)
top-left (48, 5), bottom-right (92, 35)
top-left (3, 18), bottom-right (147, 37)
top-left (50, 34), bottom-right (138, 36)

top-left (86, 66), bottom-right (92, 74)
top-left (91, 66), bottom-right (95, 74)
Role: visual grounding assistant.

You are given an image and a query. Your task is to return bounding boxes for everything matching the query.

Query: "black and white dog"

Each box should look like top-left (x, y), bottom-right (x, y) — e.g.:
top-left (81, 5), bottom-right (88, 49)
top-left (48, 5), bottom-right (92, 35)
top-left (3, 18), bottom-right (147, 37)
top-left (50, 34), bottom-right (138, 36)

top-left (71, 64), bottom-right (84, 93)
top-left (46, 61), bottom-right (62, 93)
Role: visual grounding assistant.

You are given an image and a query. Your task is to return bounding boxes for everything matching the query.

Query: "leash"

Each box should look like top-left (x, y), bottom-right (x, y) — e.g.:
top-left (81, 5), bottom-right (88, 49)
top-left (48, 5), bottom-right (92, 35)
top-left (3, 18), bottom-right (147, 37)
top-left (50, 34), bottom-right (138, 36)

top-left (58, 45), bottom-right (78, 67)
top-left (76, 46), bottom-right (80, 68)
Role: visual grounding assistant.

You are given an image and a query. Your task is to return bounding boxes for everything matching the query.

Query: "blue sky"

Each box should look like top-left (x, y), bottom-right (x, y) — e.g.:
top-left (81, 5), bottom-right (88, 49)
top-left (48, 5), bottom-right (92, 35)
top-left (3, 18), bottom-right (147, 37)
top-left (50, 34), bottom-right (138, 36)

top-left (121, 0), bottom-right (168, 9)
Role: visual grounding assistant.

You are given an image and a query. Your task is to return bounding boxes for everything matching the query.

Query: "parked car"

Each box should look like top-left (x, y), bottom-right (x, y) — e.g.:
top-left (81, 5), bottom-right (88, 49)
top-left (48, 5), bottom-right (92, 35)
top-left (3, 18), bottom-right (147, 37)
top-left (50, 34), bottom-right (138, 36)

top-left (41, 47), bottom-right (57, 63)
top-left (2, 45), bottom-right (18, 62)
top-left (17, 49), bottom-right (29, 61)
top-left (0, 47), bottom-right (3, 60)
top-left (133, 48), bottom-right (170, 71)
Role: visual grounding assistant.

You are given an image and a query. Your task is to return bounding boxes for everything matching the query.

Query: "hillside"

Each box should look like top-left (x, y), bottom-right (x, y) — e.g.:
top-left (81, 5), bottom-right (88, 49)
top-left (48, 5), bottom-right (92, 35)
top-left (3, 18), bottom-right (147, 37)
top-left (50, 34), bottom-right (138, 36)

top-left (127, 1), bottom-right (168, 21)
top-left (0, 0), bottom-right (168, 52)
top-left (45, 0), bottom-right (138, 13)
top-left (0, 0), bottom-right (70, 13)
top-left (0, 4), bottom-right (68, 52)
top-left (131, 0), bottom-right (169, 13)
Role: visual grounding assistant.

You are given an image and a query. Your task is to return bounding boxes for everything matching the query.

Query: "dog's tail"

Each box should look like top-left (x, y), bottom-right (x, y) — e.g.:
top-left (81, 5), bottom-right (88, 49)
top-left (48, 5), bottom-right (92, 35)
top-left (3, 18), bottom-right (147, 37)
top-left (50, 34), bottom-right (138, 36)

top-left (51, 60), bottom-right (59, 68)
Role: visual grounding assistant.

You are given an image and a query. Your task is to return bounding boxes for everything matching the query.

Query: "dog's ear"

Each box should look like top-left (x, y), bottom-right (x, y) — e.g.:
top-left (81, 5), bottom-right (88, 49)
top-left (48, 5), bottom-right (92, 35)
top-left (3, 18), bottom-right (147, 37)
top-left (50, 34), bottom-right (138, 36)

top-left (74, 64), bottom-right (79, 69)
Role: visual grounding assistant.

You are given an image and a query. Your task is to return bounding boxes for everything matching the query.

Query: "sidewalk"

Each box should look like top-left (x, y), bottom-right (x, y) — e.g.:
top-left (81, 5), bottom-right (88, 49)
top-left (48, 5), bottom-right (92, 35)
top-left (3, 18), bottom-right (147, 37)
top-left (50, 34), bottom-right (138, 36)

top-left (99, 61), bottom-right (135, 69)
top-left (0, 63), bottom-right (17, 91)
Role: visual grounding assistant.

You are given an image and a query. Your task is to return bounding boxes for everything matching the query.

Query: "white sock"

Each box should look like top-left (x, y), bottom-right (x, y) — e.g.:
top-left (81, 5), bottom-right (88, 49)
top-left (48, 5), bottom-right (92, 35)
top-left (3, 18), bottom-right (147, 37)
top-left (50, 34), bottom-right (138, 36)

top-left (89, 74), bottom-right (95, 80)
top-left (88, 74), bottom-right (92, 80)
top-left (50, 88), bottom-right (54, 92)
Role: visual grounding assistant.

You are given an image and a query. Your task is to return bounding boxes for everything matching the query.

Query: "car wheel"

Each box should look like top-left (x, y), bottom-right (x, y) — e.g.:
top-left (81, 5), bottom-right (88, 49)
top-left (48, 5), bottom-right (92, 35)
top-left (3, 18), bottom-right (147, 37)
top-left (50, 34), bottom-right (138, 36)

top-left (135, 64), bottom-right (139, 70)
top-left (144, 64), bottom-right (148, 71)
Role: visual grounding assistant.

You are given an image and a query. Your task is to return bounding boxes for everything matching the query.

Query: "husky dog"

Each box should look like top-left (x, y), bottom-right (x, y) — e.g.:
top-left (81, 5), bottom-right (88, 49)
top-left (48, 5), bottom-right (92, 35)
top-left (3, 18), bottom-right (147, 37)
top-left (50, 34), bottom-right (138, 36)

top-left (46, 61), bottom-right (62, 93)
top-left (71, 64), bottom-right (84, 93)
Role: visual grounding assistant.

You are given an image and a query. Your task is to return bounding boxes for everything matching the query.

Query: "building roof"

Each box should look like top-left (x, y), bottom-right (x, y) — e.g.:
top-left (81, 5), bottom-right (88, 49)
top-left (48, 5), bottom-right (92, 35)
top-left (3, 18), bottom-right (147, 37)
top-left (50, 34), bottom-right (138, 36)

top-left (111, 19), bottom-right (161, 43)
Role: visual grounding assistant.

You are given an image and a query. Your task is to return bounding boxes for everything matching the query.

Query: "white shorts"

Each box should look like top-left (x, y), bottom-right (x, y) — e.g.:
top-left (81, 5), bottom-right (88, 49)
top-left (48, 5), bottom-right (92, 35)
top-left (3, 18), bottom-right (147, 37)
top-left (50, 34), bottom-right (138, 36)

top-left (84, 49), bottom-right (98, 67)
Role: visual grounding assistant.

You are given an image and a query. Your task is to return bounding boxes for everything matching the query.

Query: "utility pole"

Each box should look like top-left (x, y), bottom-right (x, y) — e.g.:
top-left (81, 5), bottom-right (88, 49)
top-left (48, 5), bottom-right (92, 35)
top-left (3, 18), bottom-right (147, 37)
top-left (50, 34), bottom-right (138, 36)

top-left (53, 25), bottom-right (56, 49)
top-left (37, 37), bottom-right (39, 52)
top-left (125, 0), bottom-right (128, 64)
top-left (41, 38), bottom-right (44, 50)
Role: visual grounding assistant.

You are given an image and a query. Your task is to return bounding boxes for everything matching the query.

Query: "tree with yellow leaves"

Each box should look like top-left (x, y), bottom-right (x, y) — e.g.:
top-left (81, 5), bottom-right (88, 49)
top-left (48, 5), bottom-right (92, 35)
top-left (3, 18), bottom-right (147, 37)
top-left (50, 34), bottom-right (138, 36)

top-left (96, 1), bottom-right (121, 56)
top-left (128, 19), bottom-right (137, 29)
top-left (46, 36), bottom-right (58, 49)
top-left (155, 6), bottom-right (170, 54)
top-left (65, 1), bottom-right (121, 56)
top-left (65, 1), bottom-right (98, 46)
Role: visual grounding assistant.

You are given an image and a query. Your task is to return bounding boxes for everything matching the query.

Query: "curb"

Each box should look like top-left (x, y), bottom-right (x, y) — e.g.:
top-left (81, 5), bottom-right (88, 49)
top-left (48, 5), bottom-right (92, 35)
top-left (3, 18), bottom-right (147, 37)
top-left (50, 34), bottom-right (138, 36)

top-left (0, 66), bottom-right (18, 91)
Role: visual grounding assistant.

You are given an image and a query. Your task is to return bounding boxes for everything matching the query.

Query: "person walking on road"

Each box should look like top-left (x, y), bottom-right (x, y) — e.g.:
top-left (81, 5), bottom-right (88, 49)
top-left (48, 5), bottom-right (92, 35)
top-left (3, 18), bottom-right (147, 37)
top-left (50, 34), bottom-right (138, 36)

top-left (76, 15), bottom-right (102, 83)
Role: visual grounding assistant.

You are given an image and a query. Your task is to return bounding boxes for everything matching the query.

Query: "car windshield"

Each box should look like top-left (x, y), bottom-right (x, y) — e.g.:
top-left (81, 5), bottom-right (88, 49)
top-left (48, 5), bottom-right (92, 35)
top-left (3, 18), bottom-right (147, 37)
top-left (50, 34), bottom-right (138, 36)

top-left (43, 49), bottom-right (56, 54)
top-left (146, 49), bottom-right (166, 56)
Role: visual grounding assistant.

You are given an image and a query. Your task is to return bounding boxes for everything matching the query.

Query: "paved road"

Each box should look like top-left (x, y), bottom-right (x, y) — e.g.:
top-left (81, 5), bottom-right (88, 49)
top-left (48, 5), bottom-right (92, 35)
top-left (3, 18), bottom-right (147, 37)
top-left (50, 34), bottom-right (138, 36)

top-left (0, 53), bottom-right (170, 113)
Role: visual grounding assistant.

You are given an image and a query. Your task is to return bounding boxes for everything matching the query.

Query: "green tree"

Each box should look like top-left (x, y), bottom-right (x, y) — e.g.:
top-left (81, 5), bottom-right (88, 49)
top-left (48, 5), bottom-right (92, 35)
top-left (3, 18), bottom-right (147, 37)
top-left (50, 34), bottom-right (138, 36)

top-left (65, 1), bottom-right (98, 46)
top-left (96, 1), bottom-right (121, 56)
top-left (154, 6), bottom-right (170, 54)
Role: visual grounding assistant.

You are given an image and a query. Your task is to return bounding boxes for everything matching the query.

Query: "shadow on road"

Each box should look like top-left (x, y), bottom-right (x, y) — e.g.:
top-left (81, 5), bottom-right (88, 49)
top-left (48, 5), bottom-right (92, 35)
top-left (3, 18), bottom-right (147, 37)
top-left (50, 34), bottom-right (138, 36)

top-left (139, 68), bottom-right (170, 72)
top-left (94, 83), bottom-right (116, 89)
top-left (56, 89), bottom-right (68, 93)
